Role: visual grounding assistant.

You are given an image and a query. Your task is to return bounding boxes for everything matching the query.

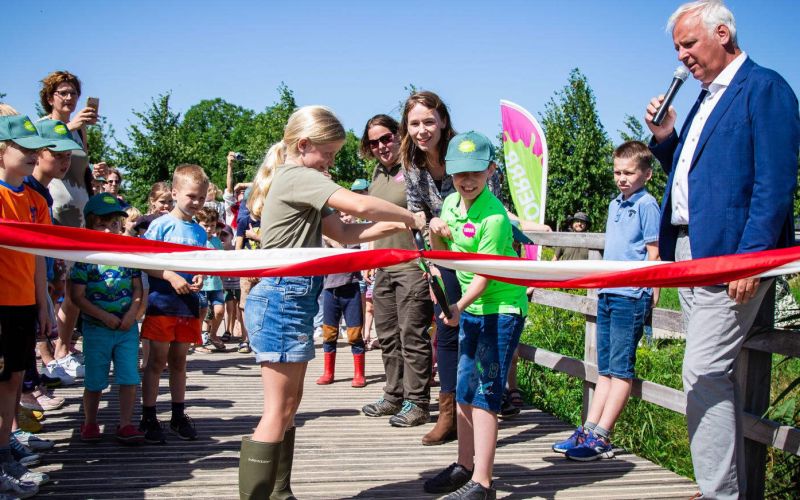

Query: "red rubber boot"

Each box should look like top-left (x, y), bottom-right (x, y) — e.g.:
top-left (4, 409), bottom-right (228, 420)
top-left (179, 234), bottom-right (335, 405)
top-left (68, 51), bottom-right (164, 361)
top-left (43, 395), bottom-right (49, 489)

top-left (352, 353), bottom-right (366, 388)
top-left (316, 352), bottom-right (335, 385)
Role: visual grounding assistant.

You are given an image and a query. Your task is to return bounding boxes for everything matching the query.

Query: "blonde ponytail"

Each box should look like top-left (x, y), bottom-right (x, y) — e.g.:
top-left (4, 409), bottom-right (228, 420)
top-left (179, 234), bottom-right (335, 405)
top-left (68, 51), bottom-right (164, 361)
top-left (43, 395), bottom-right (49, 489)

top-left (247, 141), bottom-right (286, 220)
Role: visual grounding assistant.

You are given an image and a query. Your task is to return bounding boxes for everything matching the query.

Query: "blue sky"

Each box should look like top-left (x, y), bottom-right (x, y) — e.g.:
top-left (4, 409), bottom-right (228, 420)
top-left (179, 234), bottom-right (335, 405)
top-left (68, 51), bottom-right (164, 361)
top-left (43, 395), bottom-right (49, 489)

top-left (3, 0), bottom-right (799, 153)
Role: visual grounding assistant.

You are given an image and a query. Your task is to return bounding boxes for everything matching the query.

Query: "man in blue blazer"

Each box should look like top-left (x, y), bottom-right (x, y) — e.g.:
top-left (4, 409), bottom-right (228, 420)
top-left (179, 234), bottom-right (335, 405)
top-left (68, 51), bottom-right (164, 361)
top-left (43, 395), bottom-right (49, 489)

top-left (646, 1), bottom-right (799, 498)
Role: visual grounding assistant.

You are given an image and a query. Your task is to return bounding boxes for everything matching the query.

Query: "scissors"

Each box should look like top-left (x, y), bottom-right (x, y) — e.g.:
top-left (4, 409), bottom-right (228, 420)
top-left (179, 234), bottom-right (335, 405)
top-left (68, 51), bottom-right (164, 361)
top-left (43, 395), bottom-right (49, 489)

top-left (413, 230), bottom-right (453, 319)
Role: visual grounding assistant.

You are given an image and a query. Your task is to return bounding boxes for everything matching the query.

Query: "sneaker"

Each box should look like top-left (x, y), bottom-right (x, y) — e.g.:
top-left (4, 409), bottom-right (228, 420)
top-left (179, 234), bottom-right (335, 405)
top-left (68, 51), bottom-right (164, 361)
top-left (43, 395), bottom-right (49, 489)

top-left (442, 479), bottom-right (496, 500)
top-left (169, 414), bottom-right (198, 440)
top-left (498, 392), bottom-right (520, 420)
top-left (12, 430), bottom-right (53, 452)
top-left (44, 360), bottom-right (76, 386)
top-left (1, 460), bottom-right (49, 486)
top-left (552, 426), bottom-right (586, 454)
top-left (15, 412), bottom-right (42, 434)
top-left (0, 469), bottom-right (38, 499)
top-left (362, 397), bottom-right (401, 417)
top-left (388, 400), bottom-right (429, 427)
top-left (80, 423), bottom-right (102, 442)
top-left (115, 424), bottom-right (145, 445)
top-left (9, 437), bottom-right (39, 467)
top-left (424, 463), bottom-right (472, 494)
top-left (26, 385), bottom-right (64, 411)
top-left (139, 418), bottom-right (166, 444)
top-left (56, 354), bottom-right (85, 379)
top-left (565, 431), bottom-right (615, 461)
top-left (237, 341), bottom-right (251, 354)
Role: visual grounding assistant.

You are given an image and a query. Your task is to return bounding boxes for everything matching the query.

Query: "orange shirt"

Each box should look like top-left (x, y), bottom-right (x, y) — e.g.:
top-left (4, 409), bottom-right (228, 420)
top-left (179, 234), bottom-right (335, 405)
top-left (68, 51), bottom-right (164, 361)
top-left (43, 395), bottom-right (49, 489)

top-left (0, 181), bottom-right (52, 306)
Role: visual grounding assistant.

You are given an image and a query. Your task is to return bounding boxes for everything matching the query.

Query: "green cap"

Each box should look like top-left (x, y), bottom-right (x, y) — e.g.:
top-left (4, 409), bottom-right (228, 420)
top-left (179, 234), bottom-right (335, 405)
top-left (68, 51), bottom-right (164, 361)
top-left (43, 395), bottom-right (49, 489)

top-left (0, 115), bottom-right (57, 150)
top-left (350, 178), bottom-right (369, 191)
top-left (445, 131), bottom-right (495, 175)
top-left (84, 193), bottom-right (127, 218)
top-left (34, 119), bottom-right (82, 152)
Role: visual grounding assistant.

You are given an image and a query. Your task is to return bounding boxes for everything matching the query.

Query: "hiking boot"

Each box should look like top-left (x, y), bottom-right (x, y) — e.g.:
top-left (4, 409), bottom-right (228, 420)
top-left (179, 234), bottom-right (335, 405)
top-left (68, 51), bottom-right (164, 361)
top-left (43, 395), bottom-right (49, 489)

top-left (362, 397), bottom-right (401, 417)
top-left (80, 423), bottom-right (102, 442)
top-left (388, 400), bottom-right (429, 428)
top-left (1, 460), bottom-right (49, 486)
top-left (12, 430), bottom-right (53, 452)
top-left (0, 469), bottom-right (38, 499)
top-left (423, 462), bottom-right (472, 494)
top-left (139, 418), bottom-right (166, 444)
top-left (115, 424), bottom-right (145, 445)
top-left (442, 480), bottom-right (496, 499)
top-left (170, 414), bottom-right (198, 440)
top-left (552, 426), bottom-right (586, 454)
top-left (565, 431), bottom-right (614, 461)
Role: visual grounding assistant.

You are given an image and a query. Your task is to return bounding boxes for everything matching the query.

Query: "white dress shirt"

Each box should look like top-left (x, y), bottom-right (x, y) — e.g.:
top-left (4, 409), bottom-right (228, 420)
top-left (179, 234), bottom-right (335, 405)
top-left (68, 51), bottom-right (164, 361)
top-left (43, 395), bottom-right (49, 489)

top-left (671, 52), bottom-right (748, 225)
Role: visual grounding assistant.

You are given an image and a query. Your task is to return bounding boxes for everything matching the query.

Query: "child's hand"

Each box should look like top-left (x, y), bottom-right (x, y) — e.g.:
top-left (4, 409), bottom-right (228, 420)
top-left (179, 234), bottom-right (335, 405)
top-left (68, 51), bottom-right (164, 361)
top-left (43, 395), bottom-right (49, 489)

top-left (167, 273), bottom-right (191, 294)
top-left (440, 304), bottom-right (460, 327)
top-left (102, 312), bottom-right (122, 330)
top-left (189, 275), bottom-right (204, 292)
top-left (118, 312), bottom-right (136, 332)
top-left (36, 302), bottom-right (51, 339)
top-left (429, 217), bottom-right (452, 239)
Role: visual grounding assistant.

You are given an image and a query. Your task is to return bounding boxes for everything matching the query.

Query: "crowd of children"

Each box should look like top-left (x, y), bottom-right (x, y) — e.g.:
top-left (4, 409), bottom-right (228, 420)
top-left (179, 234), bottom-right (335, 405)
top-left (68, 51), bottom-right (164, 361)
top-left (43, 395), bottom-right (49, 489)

top-left (1, 80), bottom-right (663, 500)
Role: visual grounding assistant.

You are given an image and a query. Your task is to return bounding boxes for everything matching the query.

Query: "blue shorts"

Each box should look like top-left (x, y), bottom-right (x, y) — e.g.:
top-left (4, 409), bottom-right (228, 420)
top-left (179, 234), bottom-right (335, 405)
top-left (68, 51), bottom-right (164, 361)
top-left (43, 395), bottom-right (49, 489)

top-left (596, 293), bottom-right (650, 379)
top-left (82, 322), bottom-right (141, 392)
top-left (244, 276), bottom-right (322, 363)
top-left (456, 311), bottom-right (525, 413)
top-left (203, 290), bottom-right (225, 308)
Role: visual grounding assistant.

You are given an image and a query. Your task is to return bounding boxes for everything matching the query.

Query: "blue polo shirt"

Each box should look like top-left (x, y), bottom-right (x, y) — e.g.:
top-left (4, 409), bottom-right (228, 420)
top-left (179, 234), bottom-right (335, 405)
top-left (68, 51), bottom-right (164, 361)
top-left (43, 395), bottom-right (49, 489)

top-left (598, 188), bottom-right (660, 298)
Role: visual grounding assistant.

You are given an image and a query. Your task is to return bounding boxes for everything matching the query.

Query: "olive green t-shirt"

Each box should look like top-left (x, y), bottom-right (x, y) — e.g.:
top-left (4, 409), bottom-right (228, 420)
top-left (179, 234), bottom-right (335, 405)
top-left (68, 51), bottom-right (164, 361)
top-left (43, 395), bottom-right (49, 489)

top-left (440, 187), bottom-right (528, 316)
top-left (369, 164), bottom-right (417, 271)
top-left (259, 164), bottom-right (342, 249)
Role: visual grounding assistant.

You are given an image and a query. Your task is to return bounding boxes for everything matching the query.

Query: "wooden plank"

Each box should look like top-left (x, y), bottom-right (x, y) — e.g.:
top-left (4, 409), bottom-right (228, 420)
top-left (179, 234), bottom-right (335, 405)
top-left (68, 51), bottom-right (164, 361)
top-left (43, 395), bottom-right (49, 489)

top-left (582, 249), bottom-right (601, 423)
top-left (523, 231), bottom-right (605, 250)
top-left (743, 330), bottom-right (800, 358)
top-left (743, 412), bottom-right (800, 455)
top-left (529, 289), bottom-right (596, 316)
top-left (31, 345), bottom-right (696, 499)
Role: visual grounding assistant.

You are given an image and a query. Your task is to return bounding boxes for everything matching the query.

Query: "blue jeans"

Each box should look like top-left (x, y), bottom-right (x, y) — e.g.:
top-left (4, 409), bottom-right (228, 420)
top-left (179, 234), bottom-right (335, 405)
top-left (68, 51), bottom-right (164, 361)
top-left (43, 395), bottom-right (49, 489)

top-left (322, 283), bottom-right (364, 354)
top-left (596, 293), bottom-right (650, 379)
top-left (456, 311), bottom-right (525, 413)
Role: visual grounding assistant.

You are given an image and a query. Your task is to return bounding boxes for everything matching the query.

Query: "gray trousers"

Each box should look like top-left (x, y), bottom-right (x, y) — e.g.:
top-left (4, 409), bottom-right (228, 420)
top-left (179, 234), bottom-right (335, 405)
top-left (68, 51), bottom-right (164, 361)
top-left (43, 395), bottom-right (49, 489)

top-left (676, 233), bottom-right (771, 499)
top-left (372, 267), bottom-right (433, 406)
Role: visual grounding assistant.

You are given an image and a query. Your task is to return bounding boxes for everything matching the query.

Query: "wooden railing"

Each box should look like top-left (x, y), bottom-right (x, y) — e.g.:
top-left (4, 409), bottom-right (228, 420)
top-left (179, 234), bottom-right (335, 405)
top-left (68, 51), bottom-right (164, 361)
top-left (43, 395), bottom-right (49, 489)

top-left (519, 231), bottom-right (800, 499)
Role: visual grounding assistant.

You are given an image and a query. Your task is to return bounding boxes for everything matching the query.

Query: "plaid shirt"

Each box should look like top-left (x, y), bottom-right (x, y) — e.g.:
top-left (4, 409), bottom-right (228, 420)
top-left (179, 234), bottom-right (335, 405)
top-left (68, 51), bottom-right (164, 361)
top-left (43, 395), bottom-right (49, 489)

top-left (405, 161), bottom-right (505, 220)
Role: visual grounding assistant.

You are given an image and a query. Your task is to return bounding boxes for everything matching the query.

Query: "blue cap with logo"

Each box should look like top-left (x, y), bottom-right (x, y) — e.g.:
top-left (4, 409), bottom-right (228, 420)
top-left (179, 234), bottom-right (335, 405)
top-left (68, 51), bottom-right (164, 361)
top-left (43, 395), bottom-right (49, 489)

top-left (84, 193), bottom-right (128, 219)
top-left (445, 131), bottom-right (496, 175)
top-left (33, 120), bottom-right (83, 152)
top-left (0, 115), bottom-right (57, 150)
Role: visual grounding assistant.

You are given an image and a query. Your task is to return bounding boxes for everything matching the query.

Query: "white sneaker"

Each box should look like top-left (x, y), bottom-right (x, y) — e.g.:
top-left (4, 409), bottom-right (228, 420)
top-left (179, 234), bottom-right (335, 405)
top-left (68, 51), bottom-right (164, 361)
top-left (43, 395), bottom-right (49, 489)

top-left (0, 468), bottom-right (38, 499)
top-left (56, 354), bottom-right (84, 379)
top-left (44, 360), bottom-right (76, 386)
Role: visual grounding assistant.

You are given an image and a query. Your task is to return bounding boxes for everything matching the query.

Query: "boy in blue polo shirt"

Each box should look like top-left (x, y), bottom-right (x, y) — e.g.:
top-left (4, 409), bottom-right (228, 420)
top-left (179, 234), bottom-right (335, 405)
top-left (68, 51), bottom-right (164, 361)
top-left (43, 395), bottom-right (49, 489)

top-left (553, 140), bottom-right (660, 461)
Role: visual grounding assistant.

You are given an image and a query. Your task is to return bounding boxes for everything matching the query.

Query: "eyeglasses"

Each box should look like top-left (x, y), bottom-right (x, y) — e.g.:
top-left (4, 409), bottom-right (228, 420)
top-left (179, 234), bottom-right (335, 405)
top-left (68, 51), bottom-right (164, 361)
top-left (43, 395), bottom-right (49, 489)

top-left (368, 133), bottom-right (394, 149)
top-left (53, 90), bottom-right (78, 98)
top-left (105, 179), bottom-right (120, 185)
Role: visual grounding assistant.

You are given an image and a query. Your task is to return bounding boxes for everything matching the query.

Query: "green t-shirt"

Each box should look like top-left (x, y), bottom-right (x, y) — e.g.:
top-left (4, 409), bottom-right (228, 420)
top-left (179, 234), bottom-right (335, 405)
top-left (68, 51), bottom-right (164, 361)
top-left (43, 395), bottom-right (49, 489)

top-left (259, 164), bottom-right (341, 249)
top-left (440, 187), bottom-right (528, 316)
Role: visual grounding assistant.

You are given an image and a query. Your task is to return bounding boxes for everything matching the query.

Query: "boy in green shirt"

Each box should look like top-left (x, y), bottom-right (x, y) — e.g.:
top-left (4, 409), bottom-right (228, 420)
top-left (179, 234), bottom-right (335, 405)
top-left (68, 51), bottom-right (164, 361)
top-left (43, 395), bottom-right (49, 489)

top-left (425, 131), bottom-right (527, 500)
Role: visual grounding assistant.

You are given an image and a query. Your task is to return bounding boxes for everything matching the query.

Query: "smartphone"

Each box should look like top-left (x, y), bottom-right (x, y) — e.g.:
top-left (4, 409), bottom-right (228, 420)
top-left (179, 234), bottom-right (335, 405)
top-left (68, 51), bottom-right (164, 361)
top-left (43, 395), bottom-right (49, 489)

top-left (86, 97), bottom-right (100, 113)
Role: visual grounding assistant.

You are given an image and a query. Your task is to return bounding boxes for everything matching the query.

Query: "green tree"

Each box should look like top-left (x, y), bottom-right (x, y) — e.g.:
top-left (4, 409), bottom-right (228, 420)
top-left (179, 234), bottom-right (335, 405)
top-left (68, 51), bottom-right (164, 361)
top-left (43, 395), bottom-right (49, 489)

top-left (85, 116), bottom-right (117, 165)
top-left (179, 98), bottom-right (254, 188)
top-left (541, 68), bottom-right (616, 230)
top-left (618, 114), bottom-right (667, 204)
top-left (330, 131), bottom-right (369, 187)
top-left (116, 93), bottom-right (189, 210)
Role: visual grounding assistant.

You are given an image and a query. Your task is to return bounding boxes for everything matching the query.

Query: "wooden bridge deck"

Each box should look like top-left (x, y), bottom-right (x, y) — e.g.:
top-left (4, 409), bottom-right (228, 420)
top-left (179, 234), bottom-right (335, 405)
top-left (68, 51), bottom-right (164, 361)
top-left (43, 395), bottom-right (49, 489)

top-left (33, 346), bottom-right (696, 499)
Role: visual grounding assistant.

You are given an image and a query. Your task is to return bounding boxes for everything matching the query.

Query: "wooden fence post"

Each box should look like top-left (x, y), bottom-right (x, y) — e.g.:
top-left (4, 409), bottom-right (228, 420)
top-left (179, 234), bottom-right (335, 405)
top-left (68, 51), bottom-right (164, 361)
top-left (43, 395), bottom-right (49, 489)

top-left (739, 281), bottom-right (776, 500)
top-left (582, 248), bottom-right (602, 422)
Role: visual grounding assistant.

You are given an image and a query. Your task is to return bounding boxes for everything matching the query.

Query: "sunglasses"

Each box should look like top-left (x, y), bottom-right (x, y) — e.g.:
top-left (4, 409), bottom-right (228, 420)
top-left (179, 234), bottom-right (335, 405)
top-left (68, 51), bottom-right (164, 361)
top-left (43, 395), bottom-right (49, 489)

top-left (368, 133), bottom-right (394, 149)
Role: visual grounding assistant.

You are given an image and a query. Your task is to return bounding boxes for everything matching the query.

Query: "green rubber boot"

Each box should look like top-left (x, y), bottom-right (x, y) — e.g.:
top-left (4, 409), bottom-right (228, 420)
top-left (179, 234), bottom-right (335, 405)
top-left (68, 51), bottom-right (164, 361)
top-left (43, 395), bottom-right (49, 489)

top-left (239, 436), bottom-right (281, 500)
top-left (270, 427), bottom-right (297, 500)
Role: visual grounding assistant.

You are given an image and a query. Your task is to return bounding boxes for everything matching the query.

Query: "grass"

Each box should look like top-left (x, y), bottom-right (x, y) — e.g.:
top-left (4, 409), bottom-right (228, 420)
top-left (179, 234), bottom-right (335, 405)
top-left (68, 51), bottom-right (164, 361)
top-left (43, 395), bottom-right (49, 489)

top-left (514, 299), bottom-right (800, 494)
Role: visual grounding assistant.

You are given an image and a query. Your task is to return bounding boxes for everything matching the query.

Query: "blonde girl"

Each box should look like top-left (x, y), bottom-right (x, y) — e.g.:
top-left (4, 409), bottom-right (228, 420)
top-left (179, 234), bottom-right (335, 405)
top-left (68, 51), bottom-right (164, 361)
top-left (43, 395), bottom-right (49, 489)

top-left (147, 182), bottom-right (172, 215)
top-left (238, 106), bottom-right (424, 499)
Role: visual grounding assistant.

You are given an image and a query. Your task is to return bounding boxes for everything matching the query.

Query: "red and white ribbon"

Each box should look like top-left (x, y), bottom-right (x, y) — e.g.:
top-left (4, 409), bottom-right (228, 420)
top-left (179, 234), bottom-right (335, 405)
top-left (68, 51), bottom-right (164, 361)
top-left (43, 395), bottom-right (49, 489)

top-left (1, 221), bottom-right (799, 288)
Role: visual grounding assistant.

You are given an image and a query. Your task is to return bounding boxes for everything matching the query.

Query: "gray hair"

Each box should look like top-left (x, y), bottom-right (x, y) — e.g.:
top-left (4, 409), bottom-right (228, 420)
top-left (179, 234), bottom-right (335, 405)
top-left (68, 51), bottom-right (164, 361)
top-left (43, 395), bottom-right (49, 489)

top-left (667, 0), bottom-right (737, 46)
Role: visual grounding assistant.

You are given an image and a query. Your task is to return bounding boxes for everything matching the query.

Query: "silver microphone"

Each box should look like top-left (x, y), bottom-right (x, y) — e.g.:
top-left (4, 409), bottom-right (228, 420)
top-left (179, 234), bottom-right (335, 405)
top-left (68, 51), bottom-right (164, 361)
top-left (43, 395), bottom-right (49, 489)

top-left (653, 66), bottom-right (690, 126)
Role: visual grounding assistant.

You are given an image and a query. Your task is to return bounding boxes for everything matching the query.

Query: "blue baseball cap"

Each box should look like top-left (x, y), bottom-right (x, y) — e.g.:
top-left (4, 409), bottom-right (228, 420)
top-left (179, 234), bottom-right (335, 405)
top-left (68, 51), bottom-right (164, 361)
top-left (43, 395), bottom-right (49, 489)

top-left (350, 178), bottom-right (369, 191)
top-left (0, 115), bottom-right (57, 150)
top-left (445, 131), bottom-right (496, 175)
top-left (34, 119), bottom-right (82, 152)
top-left (84, 193), bottom-right (128, 218)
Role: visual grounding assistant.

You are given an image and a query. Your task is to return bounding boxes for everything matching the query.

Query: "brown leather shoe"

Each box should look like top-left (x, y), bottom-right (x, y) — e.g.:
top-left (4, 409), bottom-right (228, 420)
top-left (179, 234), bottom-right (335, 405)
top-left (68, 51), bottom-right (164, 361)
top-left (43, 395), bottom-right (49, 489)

top-left (422, 392), bottom-right (457, 446)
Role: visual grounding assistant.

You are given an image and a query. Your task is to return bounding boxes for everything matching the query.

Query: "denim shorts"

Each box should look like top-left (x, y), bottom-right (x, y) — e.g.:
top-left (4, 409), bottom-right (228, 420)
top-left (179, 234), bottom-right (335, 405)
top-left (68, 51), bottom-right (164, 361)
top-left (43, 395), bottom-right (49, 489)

top-left (244, 276), bottom-right (323, 363)
top-left (596, 293), bottom-right (651, 379)
top-left (456, 311), bottom-right (525, 413)
top-left (204, 290), bottom-right (225, 308)
top-left (83, 322), bottom-right (141, 392)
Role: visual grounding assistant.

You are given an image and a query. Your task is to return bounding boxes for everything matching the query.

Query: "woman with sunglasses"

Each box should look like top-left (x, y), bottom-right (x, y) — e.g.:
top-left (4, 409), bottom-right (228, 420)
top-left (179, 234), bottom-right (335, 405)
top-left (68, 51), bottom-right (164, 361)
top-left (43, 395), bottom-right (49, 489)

top-left (358, 115), bottom-right (435, 430)
top-left (103, 168), bottom-right (130, 209)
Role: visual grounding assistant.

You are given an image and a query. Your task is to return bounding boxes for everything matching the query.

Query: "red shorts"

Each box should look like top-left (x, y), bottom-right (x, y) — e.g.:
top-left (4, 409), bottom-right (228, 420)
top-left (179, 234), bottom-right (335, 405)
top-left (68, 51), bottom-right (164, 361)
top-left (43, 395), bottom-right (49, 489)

top-left (141, 315), bottom-right (202, 344)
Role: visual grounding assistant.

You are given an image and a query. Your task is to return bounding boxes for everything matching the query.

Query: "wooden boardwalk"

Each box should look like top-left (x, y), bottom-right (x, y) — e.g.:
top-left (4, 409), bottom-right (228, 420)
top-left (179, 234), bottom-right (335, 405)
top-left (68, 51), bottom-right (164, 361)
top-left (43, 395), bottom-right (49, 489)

top-left (33, 345), bottom-right (696, 499)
